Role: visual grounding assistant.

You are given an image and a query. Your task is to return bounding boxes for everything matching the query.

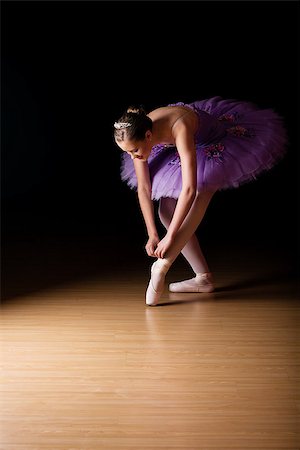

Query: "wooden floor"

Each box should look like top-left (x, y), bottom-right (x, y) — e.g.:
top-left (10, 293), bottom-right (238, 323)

top-left (1, 240), bottom-right (299, 449)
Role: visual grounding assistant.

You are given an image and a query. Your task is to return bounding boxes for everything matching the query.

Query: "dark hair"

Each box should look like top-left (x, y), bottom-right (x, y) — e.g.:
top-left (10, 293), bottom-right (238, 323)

top-left (113, 105), bottom-right (153, 142)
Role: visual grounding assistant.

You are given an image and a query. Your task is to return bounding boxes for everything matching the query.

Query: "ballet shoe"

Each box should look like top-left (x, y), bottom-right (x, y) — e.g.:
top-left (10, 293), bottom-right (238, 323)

top-left (145, 259), bottom-right (171, 306)
top-left (169, 272), bottom-right (214, 293)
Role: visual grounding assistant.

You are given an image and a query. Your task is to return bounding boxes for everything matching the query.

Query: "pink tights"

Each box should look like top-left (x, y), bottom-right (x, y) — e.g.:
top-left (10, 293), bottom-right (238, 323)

top-left (159, 190), bottom-right (217, 268)
top-left (147, 191), bottom-right (217, 300)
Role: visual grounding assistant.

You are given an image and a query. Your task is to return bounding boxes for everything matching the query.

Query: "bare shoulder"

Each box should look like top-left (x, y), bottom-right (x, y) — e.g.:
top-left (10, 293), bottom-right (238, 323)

top-left (147, 106), bottom-right (172, 121)
top-left (148, 105), bottom-right (198, 129)
top-left (171, 107), bottom-right (198, 137)
top-left (149, 105), bottom-right (198, 134)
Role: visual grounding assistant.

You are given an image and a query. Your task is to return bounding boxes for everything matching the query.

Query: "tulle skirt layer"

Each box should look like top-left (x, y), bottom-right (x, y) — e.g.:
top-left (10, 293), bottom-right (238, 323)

top-left (120, 96), bottom-right (288, 200)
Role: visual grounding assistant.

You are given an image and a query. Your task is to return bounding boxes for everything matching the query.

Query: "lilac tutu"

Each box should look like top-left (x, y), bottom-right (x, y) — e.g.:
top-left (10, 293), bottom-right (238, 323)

top-left (120, 96), bottom-right (288, 200)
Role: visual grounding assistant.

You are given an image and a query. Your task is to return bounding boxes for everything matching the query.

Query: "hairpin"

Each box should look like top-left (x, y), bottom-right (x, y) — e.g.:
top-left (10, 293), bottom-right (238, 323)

top-left (114, 122), bottom-right (132, 129)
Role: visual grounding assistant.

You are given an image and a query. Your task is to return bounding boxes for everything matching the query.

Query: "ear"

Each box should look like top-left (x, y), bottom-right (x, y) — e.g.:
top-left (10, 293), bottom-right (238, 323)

top-left (145, 130), bottom-right (152, 141)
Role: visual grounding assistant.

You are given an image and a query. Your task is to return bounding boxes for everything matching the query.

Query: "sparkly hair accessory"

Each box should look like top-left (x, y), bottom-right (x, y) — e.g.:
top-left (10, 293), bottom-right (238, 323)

top-left (114, 122), bottom-right (132, 129)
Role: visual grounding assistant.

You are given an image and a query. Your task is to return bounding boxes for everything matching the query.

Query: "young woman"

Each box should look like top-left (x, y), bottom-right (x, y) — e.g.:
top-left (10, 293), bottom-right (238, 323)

top-left (113, 96), bottom-right (288, 306)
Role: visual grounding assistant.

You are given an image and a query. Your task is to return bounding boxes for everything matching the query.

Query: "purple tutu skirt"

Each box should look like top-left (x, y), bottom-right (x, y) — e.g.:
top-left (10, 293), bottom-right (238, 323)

top-left (120, 96), bottom-right (288, 200)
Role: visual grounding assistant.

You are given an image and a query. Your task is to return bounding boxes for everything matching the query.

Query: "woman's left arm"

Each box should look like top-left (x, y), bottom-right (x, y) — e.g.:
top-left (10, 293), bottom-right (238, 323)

top-left (154, 126), bottom-right (197, 258)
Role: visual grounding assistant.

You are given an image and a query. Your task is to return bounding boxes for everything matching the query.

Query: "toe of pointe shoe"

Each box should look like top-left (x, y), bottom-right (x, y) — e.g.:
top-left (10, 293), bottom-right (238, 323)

top-left (145, 282), bottom-right (162, 306)
top-left (145, 259), bottom-right (171, 306)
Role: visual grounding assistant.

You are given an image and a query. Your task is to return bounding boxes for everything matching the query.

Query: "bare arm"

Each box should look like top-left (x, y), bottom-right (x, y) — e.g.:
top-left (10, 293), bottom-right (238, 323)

top-left (165, 126), bottom-right (197, 238)
top-left (137, 186), bottom-right (158, 239)
top-left (153, 124), bottom-right (197, 259)
top-left (133, 159), bottom-right (159, 255)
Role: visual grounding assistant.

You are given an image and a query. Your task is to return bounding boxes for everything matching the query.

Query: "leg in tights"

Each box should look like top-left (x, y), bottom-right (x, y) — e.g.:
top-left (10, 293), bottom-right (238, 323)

top-left (147, 190), bottom-right (216, 300)
top-left (158, 196), bottom-right (210, 274)
top-left (164, 190), bottom-right (216, 265)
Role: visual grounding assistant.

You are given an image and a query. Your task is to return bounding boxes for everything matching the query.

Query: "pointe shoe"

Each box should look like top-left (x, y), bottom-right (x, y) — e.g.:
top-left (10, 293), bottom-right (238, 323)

top-left (169, 272), bottom-right (214, 293)
top-left (145, 259), bottom-right (171, 306)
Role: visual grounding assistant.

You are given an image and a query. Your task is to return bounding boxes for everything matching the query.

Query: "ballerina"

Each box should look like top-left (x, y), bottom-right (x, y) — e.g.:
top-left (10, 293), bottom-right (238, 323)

top-left (113, 96), bottom-right (288, 306)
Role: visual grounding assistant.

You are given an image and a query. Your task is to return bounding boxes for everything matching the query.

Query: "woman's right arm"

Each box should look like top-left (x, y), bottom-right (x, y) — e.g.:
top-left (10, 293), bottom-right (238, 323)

top-left (134, 159), bottom-right (159, 256)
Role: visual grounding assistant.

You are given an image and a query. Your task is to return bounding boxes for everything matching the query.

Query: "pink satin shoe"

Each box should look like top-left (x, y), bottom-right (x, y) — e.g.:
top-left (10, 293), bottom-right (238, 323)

top-left (169, 272), bottom-right (214, 293)
top-left (145, 259), bottom-right (171, 306)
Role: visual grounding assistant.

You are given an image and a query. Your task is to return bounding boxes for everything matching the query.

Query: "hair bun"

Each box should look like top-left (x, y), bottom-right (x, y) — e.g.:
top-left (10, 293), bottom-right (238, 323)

top-left (126, 105), bottom-right (146, 115)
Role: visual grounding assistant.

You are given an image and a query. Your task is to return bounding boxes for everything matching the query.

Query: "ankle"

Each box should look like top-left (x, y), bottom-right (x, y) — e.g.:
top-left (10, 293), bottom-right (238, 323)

top-left (154, 258), bottom-right (172, 273)
top-left (195, 272), bottom-right (213, 280)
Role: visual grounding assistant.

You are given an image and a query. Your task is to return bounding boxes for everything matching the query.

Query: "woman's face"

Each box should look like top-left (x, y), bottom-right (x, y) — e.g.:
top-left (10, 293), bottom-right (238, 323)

top-left (118, 131), bottom-right (153, 162)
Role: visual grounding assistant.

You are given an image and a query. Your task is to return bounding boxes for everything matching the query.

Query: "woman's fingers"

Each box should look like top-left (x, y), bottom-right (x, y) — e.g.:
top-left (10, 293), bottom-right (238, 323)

top-left (154, 248), bottom-right (164, 259)
top-left (146, 240), bottom-right (163, 257)
top-left (146, 245), bottom-right (156, 257)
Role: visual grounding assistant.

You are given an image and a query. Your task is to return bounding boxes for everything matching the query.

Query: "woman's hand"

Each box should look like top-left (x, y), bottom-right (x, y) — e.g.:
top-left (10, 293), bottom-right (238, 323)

top-left (145, 235), bottom-right (160, 257)
top-left (154, 234), bottom-right (174, 259)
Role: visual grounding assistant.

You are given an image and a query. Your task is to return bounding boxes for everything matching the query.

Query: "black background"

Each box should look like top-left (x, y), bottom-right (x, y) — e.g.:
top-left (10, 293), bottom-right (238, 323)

top-left (1, 1), bottom-right (299, 298)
